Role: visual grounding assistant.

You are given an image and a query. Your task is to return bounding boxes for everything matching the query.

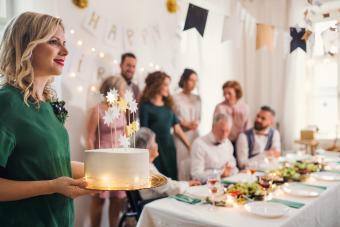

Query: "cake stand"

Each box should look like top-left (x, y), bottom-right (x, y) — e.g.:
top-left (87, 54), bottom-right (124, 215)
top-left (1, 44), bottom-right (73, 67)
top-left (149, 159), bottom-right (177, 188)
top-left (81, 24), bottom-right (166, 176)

top-left (85, 174), bottom-right (168, 191)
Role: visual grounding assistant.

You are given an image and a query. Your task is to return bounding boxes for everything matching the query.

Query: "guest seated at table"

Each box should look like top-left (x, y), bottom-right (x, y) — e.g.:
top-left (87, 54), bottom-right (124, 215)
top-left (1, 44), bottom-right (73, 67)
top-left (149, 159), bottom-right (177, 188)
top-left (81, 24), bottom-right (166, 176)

top-left (190, 114), bottom-right (238, 183)
top-left (236, 106), bottom-right (281, 170)
top-left (136, 128), bottom-right (200, 200)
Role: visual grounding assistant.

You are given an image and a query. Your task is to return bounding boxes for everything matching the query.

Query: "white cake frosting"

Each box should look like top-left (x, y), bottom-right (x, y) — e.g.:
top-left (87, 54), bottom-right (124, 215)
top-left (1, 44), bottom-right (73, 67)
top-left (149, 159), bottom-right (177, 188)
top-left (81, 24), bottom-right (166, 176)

top-left (85, 148), bottom-right (150, 190)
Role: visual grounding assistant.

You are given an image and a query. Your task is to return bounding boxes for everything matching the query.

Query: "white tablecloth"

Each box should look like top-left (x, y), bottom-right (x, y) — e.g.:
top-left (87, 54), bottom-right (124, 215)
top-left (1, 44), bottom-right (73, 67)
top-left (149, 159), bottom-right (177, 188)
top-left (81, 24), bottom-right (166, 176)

top-left (137, 153), bottom-right (340, 227)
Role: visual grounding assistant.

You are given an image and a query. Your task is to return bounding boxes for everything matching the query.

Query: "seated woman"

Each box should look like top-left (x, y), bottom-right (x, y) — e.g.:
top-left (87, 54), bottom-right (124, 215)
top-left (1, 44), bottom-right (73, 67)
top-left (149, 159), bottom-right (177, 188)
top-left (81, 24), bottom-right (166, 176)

top-left (135, 128), bottom-right (200, 200)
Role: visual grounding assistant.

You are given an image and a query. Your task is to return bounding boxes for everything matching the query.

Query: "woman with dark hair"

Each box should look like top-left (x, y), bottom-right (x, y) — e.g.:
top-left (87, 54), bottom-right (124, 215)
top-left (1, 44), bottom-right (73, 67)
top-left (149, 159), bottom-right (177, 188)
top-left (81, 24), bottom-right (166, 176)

top-left (139, 71), bottom-right (190, 180)
top-left (214, 80), bottom-right (249, 146)
top-left (173, 69), bottom-right (201, 180)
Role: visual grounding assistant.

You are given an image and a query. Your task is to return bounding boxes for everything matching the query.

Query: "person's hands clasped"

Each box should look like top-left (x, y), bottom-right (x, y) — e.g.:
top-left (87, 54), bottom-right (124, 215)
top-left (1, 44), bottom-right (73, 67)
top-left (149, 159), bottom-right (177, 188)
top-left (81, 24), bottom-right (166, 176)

top-left (221, 162), bottom-right (234, 178)
top-left (52, 176), bottom-right (93, 199)
top-left (188, 121), bottom-right (199, 130)
top-left (266, 149), bottom-right (280, 158)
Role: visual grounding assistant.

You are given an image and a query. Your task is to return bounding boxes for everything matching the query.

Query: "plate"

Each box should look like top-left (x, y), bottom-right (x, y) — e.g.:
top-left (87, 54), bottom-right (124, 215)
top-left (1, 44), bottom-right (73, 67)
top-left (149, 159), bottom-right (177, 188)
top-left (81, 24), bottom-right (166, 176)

top-left (244, 202), bottom-right (289, 218)
top-left (311, 172), bottom-right (340, 181)
top-left (282, 183), bottom-right (322, 197)
top-left (224, 173), bottom-right (257, 183)
top-left (85, 174), bottom-right (167, 191)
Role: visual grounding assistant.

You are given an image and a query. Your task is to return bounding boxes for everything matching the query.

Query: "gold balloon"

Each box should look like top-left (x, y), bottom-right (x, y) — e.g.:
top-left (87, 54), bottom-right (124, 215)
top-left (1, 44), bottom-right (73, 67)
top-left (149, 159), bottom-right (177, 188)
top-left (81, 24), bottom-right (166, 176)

top-left (73, 0), bottom-right (88, 9)
top-left (166, 0), bottom-right (178, 13)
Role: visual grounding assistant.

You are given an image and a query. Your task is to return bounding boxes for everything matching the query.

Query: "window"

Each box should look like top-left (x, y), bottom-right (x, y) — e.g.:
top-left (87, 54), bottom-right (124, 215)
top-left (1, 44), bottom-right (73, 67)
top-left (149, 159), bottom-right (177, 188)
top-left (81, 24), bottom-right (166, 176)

top-left (306, 20), bottom-right (339, 140)
top-left (0, 0), bottom-right (12, 24)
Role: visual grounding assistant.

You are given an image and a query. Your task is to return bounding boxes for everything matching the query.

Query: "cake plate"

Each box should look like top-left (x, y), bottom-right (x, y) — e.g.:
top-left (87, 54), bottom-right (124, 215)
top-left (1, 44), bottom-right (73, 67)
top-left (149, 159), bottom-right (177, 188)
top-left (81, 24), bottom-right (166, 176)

top-left (85, 174), bottom-right (168, 191)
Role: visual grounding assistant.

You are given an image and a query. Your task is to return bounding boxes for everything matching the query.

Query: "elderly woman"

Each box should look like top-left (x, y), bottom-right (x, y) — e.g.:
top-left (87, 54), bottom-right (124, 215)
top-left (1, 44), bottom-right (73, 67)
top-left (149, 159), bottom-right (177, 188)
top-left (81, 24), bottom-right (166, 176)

top-left (135, 128), bottom-right (200, 200)
top-left (214, 81), bottom-right (249, 145)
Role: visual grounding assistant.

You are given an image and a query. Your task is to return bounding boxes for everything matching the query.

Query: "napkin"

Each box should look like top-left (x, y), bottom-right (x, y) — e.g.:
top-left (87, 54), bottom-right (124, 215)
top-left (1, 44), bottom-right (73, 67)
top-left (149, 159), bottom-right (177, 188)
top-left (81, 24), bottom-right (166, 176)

top-left (171, 194), bottom-right (201, 204)
top-left (220, 180), bottom-right (237, 185)
top-left (297, 183), bottom-right (327, 190)
top-left (269, 198), bottom-right (304, 209)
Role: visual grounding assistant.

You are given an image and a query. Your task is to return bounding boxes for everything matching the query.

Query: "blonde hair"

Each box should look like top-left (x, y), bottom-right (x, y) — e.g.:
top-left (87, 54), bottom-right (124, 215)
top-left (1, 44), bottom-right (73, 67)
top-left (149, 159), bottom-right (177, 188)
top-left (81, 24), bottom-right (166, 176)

top-left (0, 11), bottom-right (64, 105)
top-left (99, 76), bottom-right (126, 96)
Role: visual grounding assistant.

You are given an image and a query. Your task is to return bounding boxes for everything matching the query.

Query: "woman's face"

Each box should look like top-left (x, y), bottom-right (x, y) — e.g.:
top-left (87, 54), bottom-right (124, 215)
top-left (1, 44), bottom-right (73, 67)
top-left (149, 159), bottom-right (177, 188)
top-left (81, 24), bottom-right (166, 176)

top-left (160, 77), bottom-right (170, 97)
top-left (223, 87), bottom-right (237, 106)
top-left (31, 25), bottom-right (68, 78)
top-left (184, 73), bottom-right (198, 92)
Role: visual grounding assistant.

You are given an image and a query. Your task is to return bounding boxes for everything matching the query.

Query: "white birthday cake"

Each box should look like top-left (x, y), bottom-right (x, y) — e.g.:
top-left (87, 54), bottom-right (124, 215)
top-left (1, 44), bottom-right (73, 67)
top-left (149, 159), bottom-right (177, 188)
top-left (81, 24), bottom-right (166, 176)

top-left (85, 148), bottom-right (150, 190)
top-left (84, 89), bottom-right (150, 190)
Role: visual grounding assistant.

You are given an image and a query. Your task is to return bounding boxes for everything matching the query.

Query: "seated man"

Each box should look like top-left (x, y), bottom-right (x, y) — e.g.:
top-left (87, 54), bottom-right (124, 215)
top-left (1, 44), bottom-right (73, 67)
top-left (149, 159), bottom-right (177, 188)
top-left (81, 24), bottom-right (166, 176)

top-left (236, 106), bottom-right (281, 170)
top-left (190, 114), bottom-right (238, 183)
top-left (136, 128), bottom-right (200, 200)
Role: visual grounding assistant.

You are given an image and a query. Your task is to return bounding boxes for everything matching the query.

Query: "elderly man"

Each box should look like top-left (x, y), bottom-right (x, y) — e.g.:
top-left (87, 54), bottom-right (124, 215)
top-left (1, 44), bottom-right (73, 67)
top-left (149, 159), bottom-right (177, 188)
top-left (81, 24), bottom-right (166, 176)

top-left (136, 128), bottom-right (200, 200)
top-left (236, 106), bottom-right (281, 170)
top-left (190, 114), bottom-right (238, 183)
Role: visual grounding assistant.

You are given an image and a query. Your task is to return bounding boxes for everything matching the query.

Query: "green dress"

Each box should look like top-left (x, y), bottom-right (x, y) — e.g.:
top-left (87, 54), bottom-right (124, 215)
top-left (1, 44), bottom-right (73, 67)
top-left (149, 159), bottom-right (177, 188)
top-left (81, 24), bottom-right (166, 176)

top-left (0, 86), bottom-right (73, 227)
top-left (139, 102), bottom-right (179, 180)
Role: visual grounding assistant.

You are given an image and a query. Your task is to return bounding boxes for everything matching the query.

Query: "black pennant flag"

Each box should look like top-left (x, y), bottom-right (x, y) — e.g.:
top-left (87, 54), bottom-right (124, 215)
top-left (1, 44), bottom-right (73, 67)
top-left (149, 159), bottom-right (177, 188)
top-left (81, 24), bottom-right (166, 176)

top-left (290, 27), bottom-right (306, 53)
top-left (183, 3), bottom-right (208, 37)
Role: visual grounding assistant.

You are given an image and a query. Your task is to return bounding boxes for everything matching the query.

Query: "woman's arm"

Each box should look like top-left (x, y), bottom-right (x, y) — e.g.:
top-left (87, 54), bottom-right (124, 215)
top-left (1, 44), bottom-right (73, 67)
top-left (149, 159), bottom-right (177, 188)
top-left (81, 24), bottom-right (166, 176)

top-left (0, 176), bottom-right (91, 202)
top-left (71, 161), bottom-right (84, 179)
top-left (173, 124), bottom-right (191, 151)
top-left (86, 106), bottom-right (99, 150)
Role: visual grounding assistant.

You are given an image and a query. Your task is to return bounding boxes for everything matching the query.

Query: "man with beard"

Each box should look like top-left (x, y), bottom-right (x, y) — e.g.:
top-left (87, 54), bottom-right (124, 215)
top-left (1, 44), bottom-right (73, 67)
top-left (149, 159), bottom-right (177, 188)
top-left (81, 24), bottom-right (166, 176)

top-left (117, 52), bottom-right (140, 101)
top-left (236, 106), bottom-right (281, 170)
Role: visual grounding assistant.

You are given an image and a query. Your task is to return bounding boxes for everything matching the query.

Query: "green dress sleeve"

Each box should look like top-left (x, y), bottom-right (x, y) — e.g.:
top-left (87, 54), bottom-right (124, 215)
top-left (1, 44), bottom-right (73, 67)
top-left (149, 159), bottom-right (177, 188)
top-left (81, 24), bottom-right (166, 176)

top-left (139, 103), bottom-right (149, 127)
top-left (172, 110), bottom-right (179, 127)
top-left (0, 127), bottom-right (15, 168)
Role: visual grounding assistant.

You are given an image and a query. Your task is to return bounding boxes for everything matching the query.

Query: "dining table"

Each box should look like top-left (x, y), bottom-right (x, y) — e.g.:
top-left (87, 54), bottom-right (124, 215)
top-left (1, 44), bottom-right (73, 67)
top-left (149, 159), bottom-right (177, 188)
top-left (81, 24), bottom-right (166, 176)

top-left (137, 151), bottom-right (340, 227)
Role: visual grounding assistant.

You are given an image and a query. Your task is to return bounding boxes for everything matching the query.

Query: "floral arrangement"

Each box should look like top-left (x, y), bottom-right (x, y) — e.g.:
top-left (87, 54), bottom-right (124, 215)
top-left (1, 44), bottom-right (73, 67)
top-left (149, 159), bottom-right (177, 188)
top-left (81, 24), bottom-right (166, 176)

top-left (50, 100), bottom-right (69, 124)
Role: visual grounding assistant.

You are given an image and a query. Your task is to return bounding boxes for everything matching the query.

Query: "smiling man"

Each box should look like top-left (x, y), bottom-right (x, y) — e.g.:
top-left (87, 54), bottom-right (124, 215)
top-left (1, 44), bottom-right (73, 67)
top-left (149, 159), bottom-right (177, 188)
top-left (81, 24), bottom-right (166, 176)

top-left (236, 106), bottom-right (281, 170)
top-left (117, 52), bottom-right (140, 101)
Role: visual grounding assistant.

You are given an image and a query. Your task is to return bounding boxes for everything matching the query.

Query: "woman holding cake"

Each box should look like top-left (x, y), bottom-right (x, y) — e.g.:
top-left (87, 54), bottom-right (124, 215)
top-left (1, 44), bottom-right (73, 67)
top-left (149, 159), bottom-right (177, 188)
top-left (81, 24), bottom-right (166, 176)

top-left (0, 12), bottom-right (91, 226)
top-left (86, 76), bottom-right (127, 227)
top-left (139, 71), bottom-right (191, 180)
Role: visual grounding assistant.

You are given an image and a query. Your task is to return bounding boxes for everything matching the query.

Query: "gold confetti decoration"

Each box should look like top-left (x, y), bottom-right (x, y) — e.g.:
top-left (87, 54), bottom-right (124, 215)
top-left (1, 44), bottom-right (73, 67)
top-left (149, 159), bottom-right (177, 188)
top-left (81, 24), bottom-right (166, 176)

top-left (117, 99), bottom-right (128, 112)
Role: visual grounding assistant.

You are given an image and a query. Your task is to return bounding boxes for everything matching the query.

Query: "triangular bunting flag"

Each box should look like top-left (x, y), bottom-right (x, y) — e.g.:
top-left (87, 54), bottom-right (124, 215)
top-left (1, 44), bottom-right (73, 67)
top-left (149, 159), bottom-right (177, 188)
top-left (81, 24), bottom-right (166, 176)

top-left (256, 24), bottom-right (274, 51)
top-left (290, 27), bottom-right (306, 53)
top-left (183, 3), bottom-right (208, 37)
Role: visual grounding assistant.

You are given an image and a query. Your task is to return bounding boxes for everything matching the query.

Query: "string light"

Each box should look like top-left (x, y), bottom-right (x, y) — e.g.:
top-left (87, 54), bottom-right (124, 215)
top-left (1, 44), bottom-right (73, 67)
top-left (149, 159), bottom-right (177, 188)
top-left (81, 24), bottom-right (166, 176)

top-left (149, 62), bottom-right (154, 67)
top-left (113, 59), bottom-right (118, 64)
top-left (90, 85), bottom-right (97, 92)
top-left (69, 72), bottom-right (76, 78)
top-left (140, 67), bottom-right (145, 72)
top-left (155, 64), bottom-right (160, 70)
top-left (99, 52), bottom-right (105, 58)
top-left (70, 29), bottom-right (75, 35)
top-left (91, 47), bottom-right (96, 52)
top-left (77, 40), bottom-right (83, 46)
top-left (77, 86), bottom-right (84, 92)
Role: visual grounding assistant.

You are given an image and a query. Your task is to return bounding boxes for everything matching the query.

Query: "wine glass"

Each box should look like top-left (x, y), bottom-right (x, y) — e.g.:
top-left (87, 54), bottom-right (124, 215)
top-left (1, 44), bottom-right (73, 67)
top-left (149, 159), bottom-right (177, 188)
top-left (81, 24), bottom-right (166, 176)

top-left (258, 176), bottom-right (273, 201)
top-left (207, 169), bottom-right (220, 209)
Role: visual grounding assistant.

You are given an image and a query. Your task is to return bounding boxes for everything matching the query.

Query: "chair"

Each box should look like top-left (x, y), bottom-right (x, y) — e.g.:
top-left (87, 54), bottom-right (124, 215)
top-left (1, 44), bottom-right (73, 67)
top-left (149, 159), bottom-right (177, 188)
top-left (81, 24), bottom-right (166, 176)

top-left (118, 190), bottom-right (165, 227)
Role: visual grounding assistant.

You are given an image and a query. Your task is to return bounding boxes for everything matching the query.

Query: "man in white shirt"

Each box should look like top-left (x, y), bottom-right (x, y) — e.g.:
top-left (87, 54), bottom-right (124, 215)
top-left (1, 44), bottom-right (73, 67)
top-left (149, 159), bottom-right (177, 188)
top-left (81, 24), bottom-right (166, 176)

top-left (136, 128), bottom-right (200, 200)
top-left (190, 114), bottom-right (238, 183)
top-left (236, 106), bottom-right (281, 170)
top-left (117, 52), bottom-right (140, 101)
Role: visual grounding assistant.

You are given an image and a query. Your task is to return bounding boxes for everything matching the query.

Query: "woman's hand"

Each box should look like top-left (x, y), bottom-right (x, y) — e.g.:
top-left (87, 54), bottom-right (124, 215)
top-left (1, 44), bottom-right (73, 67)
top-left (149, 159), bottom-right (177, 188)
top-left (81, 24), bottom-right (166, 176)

top-left (188, 121), bottom-right (199, 130)
top-left (52, 177), bottom-right (93, 199)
